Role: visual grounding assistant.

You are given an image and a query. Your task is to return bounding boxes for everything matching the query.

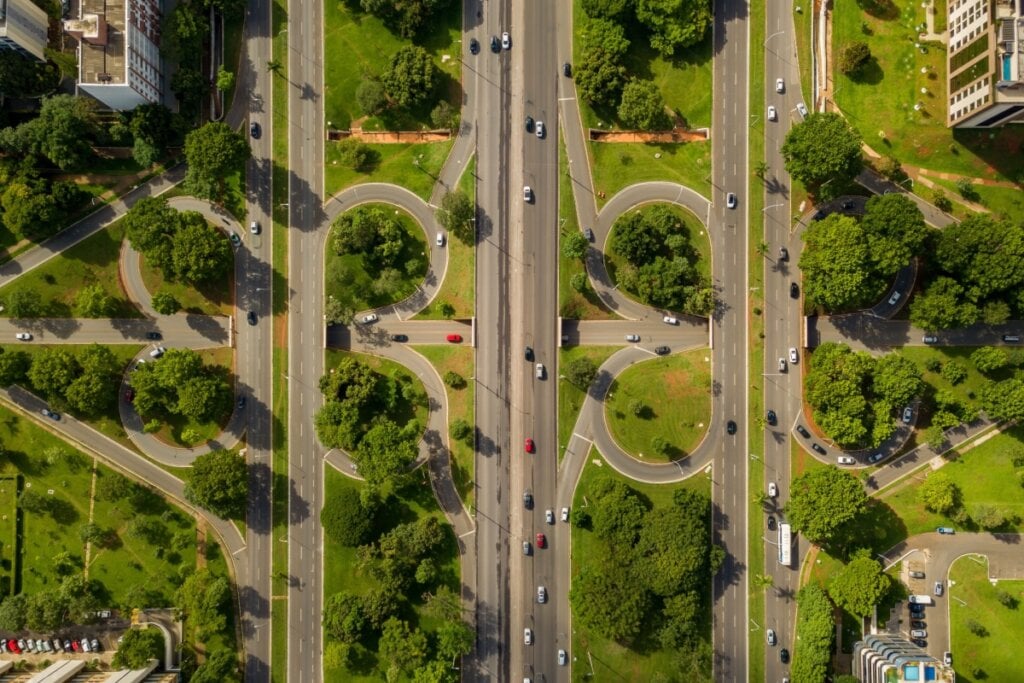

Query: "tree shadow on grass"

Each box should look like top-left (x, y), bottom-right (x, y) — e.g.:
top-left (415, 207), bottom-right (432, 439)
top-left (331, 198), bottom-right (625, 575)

top-left (855, 0), bottom-right (901, 20)
top-left (849, 58), bottom-right (884, 86)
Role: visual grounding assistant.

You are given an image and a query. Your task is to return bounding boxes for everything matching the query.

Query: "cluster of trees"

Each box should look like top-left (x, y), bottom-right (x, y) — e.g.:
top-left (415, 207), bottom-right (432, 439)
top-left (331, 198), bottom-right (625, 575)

top-left (183, 122), bottom-right (250, 203)
top-left (838, 42), bottom-right (872, 76)
top-left (176, 567), bottom-right (241, 682)
top-left (610, 204), bottom-right (713, 315)
top-left (0, 161), bottom-right (90, 244)
top-left (791, 584), bottom-right (835, 682)
top-left (786, 466), bottom-right (869, 549)
top-left (314, 357), bottom-right (425, 486)
top-left (0, 95), bottom-right (99, 171)
top-left (782, 112), bottom-right (864, 196)
top-left (435, 190), bottom-right (475, 244)
top-left (184, 450), bottom-right (248, 519)
top-left (909, 214), bottom-right (1024, 331)
top-left (918, 465), bottom-right (1023, 531)
top-left (569, 477), bottom-right (722, 659)
top-left (805, 343), bottom-right (922, 448)
top-left (332, 206), bottom-right (415, 272)
top-left (356, 45), bottom-right (455, 129)
top-left (124, 196), bottom-right (233, 285)
top-left (130, 348), bottom-right (232, 427)
top-left (111, 627), bottom-right (164, 669)
top-left (0, 345), bottom-right (121, 417)
top-left (800, 194), bottom-right (928, 312)
top-left (0, 575), bottom-right (105, 631)
top-left (0, 50), bottom-right (61, 98)
top-left (321, 485), bottom-right (470, 680)
top-left (356, 0), bottom-right (453, 39)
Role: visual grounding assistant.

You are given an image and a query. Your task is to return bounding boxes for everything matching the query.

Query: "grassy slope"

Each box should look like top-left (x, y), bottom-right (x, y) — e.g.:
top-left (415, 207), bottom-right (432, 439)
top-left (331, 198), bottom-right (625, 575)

top-left (949, 556), bottom-right (1024, 683)
top-left (557, 346), bottom-right (619, 464)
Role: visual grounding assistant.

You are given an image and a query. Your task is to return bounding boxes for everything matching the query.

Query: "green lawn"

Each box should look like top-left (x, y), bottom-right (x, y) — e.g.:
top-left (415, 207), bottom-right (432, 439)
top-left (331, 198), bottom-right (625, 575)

top-left (605, 349), bottom-right (712, 462)
top-left (139, 251), bottom-right (233, 317)
top-left (416, 157), bottom-right (475, 319)
top-left (324, 204), bottom-right (429, 314)
top-left (322, 469), bottom-right (460, 682)
top-left (148, 347), bottom-right (235, 447)
top-left (833, 0), bottom-right (1024, 183)
top-left (925, 176), bottom-right (1024, 225)
top-left (0, 218), bottom-right (139, 319)
top-left (413, 344), bottom-right (474, 508)
top-left (558, 346), bottom-right (619, 464)
top-left (590, 141), bottom-right (712, 208)
top-left (949, 556), bottom-right (1024, 683)
top-left (571, 448), bottom-right (712, 681)
top-left (0, 476), bottom-right (16, 595)
top-left (324, 140), bottom-right (454, 203)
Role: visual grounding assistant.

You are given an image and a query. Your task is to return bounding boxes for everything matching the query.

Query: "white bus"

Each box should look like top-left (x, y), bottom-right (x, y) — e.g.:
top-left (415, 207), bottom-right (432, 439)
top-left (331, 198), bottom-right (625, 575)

top-left (778, 523), bottom-right (792, 566)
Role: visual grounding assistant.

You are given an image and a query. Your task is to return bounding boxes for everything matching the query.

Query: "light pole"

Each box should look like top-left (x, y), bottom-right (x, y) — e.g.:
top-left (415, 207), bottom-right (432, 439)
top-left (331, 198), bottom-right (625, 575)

top-left (763, 203), bottom-right (784, 212)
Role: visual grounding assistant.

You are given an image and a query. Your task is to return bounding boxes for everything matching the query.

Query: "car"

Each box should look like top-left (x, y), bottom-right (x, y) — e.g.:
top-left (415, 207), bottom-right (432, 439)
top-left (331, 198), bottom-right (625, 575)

top-left (558, 649), bottom-right (567, 666)
top-left (0, 641), bottom-right (6, 654)
top-left (536, 532), bottom-right (546, 548)
top-left (888, 291), bottom-right (902, 305)
top-left (15, 332), bottom-right (31, 341)
top-left (911, 619), bottom-right (926, 629)
top-left (537, 586), bottom-right (546, 603)
top-left (134, 359), bottom-right (146, 370)
top-left (779, 246), bottom-right (789, 261)
top-left (524, 185), bottom-right (532, 202)
top-left (523, 541), bottom-right (531, 555)
top-left (837, 455), bottom-right (856, 465)
top-left (654, 346), bottom-right (670, 355)
top-left (536, 121), bottom-right (545, 138)
top-left (776, 78), bottom-right (785, 93)
top-left (490, 35), bottom-right (500, 52)
top-left (149, 345), bottom-right (166, 358)
top-left (912, 638), bottom-right (927, 647)
top-left (813, 209), bottom-right (827, 220)
top-left (909, 603), bottom-right (926, 614)
top-left (902, 406), bottom-right (914, 423)
top-left (146, 331), bottom-right (162, 340)
top-left (446, 334), bottom-right (463, 343)
top-left (767, 105), bottom-right (777, 121)
top-left (767, 409), bottom-right (777, 426)
top-left (10, 640), bottom-right (20, 654)
top-left (81, 638), bottom-right (91, 652)
top-left (780, 648), bottom-right (790, 664)
top-left (63, 639), bottom-right (71, 652)
top-left (247, 310), bottom-right (258, 325)
top-left (250, 122), bottom-right (260, 138)
top-left (767, 628), bottom-right (777, 646)
top-left (727, 420), bottom-right (737, 435)
top-left (1003, 334), bottom-right (1021, 343)
top-left (524, 628), bottom-right (533, 645)
top-left (811, 443), bottom-right (827, 455)
top-left (911, 629), bottom-right (927, 638)
top-left (436, 231), bottom-right (445, 247)
top-left (790, 282), bottom-right (799, 298)
top-left (250, 220), bottom-right (260, 235)
top-left (796, 102), bottom-right (809, 118)
top-left (583, 227), bottom-right (594, 241)
top-left (502, 32), bottom-right (510, 49)
top-left (536, 363), bottom-right (545, 379)
top-left (778, 357), bottom-right (787, 372)
top-left (934, 581), bottom-right (944, 596)
top-left (124, 388), bottom-right (135, 402)
top-left (545, 509), bottom-right (554, 524)
top-left (525, 346), bottom-right (534, 361)
top-left (70, 639), bottom-right (80, 652)
top-left (726, 192), bottom-right (737, 209)
top-left (237, 396), bottom-right (246, 409)
top-left (767, 515), bottom-right (777, 530)
top-left (922, 334), bottom-right (938, 344)
top-left (909, 571), bottom-right (925, 579)
top-left (23, 639), bottom-right (33, 652)
top-left (525, 438), bottom-right (534, 453)
top-left (390, 334), bottom-right (408, 342)
top-left (524, 115), bottom-right (535, 132)
top-left (789, 347), bottom-right (798, 364)
top-left (796, 424), bottom-right (810, 438)
top-left (662, 315), bottom-right (678, 325)
top-left (768, 482), bottom-right (778, 497)
top-left (230, 232), bottom-right (241, 246)
top-left (469, 38), bottom-right (479, 54)
top-left (42, 640), bottom-right (52, 652)
top-left (561, 507), bottom-right (569, 522)
top-left (361, 313), bottom-right (378, 324)
top-left (944, 651), bottom-right (952, 666)
top-left (868, 452), bottom-right (885, 464)
top-left (625, 334), bottom-right (639, 342)
top-left (523, 491), bottom-right (533, 508)
top-left (563, 62), bottom-right (572, 77)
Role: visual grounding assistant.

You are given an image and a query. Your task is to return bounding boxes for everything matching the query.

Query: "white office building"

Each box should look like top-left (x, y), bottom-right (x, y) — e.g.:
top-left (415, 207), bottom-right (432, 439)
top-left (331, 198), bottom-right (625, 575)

top-left (0, 0), bottom-right (49, 63)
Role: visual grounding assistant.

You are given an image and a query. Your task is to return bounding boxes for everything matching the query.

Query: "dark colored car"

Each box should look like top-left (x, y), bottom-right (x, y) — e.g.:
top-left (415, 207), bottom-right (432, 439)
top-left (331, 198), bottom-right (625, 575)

top-left (469, 38), bottom-right (479, 54)
top-left (911, 620), bottom-right (926, 629)
top-left (525, 346), bottom-right (534, 361)
top-left (812, 443), bottom-right (827, 455)
top-left (767, 515), bottom-right (776, 530)
top-left (490, 36), bottom-right (500, 52)
top-left (841, 200), bottom-right (855, 210)
top-left (390, 334), bottom-right (408, 342)
top-left (523, 491), bottom-right (533, 509)
top-left (780, 648), bottom-right (790, 664)
top-left (124, 388), bottom-right (135, 402)
top-left (146, 332), bottom-right (161, 340)
top-left (796, 424), bottom-right (811, 438)
top-left (584, 227), bottom-right (594, 241)
top-left (813, 210), bottom-right (826, 220)
top-left (779, 246), bottom-right (789, 261)
top-left (727, 420), bottom-right (737, 435)
top-left (41, 408), bottom-right (60, 421)
top-left (238, 396), bottom-right (246, 409)
top-left (250, 122), bottom-right (261, 139)
top-left (654, 346), bottom-right (670, 355)
top-left (230, 232), bottom-right (241, 246)
top-left (766, 409), bottom-right (777, 426)
top-left (912, 638), bottom-right (927, 648)
top-left (247, 310), bottom-right (258, 325)
top-left (525, 115), bottom-right (534, 132)
top-left (790, 282), bottom-right (800, 298)
top-left (563, 62), bottom-right (572, 77)
top-left (909, 603), bottom-right (926, 614)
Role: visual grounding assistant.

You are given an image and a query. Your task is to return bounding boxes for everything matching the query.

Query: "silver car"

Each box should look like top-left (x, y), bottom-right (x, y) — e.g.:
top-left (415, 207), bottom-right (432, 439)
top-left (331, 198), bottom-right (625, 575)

top-left (537, 586), bottom-right (547, 603)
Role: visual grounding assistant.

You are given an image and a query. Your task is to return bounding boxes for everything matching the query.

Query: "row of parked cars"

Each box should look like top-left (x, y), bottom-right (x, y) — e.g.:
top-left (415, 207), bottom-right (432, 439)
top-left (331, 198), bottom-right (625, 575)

top-left (1, 637), bottom-right (101, 655)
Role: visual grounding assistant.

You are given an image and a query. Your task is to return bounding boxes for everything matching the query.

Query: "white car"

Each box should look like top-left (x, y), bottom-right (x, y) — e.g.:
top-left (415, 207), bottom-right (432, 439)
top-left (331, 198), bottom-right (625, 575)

top-left (545, 509), bottom-right (554, 524)
top-left (250, 220), bottom-right (260, 235)
top-left (767, 105), bottom-right (777, 121)
top-left (837, 455), bottom-right (856, 465)
top-left (561, 506), bottom-right (569, 522)
top-left (726, 192), bottom-right (737, 209)
top-left (778, 357), bottom-right (787, 372)
top-left (361, 313), bottom-right (379, 324)
top-left (768, 482), bottom-right (778, 498)
top-left (902, 406), bottom-right (914, 423)
top-left (15, 332), bottom-right (31, 341)
top-left (436, 232), bottom-right (445, 247)
top-left (625, 334), bottom-right (639, 342)
top-left (789, 347), bottom-right (798, 364)
top-left (662, 315), bottom-right (678, 325)
top-left (796, 102), bottom-right (809, 118)
top-left (537, 586), bottom-right (547, 603)
top-left (535, 363), bottom-right (544, 379)
top-left (888, 291), bottom-right (902, 305)
top-left (524, 628), bottom-right (533, 645)
top-left (776, 78), bottom-right (785, 93)
top-left (502, 31), bottom-right (510, 49)
top-left (535, 121), bottom-right (545, 138)
top-left (524, 185), bottom-right (532, 202)
top-left (558, 649), bottom-right (567, 666)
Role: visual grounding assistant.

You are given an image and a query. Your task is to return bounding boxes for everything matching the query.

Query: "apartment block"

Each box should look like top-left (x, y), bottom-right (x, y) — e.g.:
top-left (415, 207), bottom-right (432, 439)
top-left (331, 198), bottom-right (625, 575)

top-left (853, 634), bottom-right (956, 683)
top-left (0, 0), bottom-right (49, 62)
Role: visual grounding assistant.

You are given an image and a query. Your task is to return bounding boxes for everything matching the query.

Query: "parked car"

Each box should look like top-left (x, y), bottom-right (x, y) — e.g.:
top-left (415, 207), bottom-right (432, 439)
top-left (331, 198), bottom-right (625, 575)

top-left (15, 332), bottom-right (32, 341)
top-left (837, 455), bottom-right (856, 465)
top-left (361, 313), bottom-right (378, 324)
top-left (81, 638), bottom-right (91, 653)
top-left (909, 571), bottom-right (925, 579)
top-left (71, 639), bottom-right (80, 652)
top-left (911, 629), bottom-right (927, 639)
top-left (812, 443), bottom-right (827, 455)
top-left (446, 334), bottom-right (463, 343)
top-left (912, 638), bottom-right (927, 647)
top-left (63, 639), bottom-right (71, 652)
top-left (937, 526), bottom-right (955, 535)
top-left (944, 652), bottom-right (952, 666)
top-left (911, 620), bottom-right (926, 629)
top-left (909, 603), bottom-right (926, 615)
top-left (662, 315), bottom-right (678, 325)
top-left (91, 639), bottom-right (101, 652)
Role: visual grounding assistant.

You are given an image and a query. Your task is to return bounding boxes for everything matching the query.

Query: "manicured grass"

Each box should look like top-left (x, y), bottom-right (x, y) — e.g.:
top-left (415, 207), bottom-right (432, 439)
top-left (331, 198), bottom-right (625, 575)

top-left (221, 15), bottom-right (244, 115)
top-left (926, 176), bottom-right (1024, 225)
top-left (322, 468), bottom-right (460, 682)
top-left (0, 218), bottom-right (139, 319)
top-left (793, 5), bottom-right (813, 102)
top-left (948, 555), bottom-right (1024, 683)
top-left (557, 346), bottom-right (619, 464)
top-left (590, 141), bottom-right (712, 209)
top-left (833, 0), bottom-right (1024, 182)
top-left (324, 140), bottom-right (454, 203)
top-left (324, 203), bottom-right (429, 314)
top-left (605, 349), bottom-right (712, 462)
top-left (414, 344), bottom-right (474, 508)
top-left (323, 350), bottom-right (429, 441)
top-left (897, 346), bottom-right (1023, 422)
top-left (0, 476), bottom-right (16, 595)
top-left (139, 250), bottom-right (233, 317)
top-left (571, 447), bottom-right (712, 681)
top-left (605, 202), bottom-right (712, 291)
top-left (149, 347), bottom-right (235, 448)
top-left (416, 157), bottom-right (475, 320)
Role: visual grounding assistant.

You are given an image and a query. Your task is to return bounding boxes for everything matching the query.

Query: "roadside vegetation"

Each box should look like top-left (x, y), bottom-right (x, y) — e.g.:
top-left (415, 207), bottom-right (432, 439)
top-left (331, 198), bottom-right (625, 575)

top-left (557, 346), bottom-right (619, 461)
top-left (419, 162), bottom-right (476, 319)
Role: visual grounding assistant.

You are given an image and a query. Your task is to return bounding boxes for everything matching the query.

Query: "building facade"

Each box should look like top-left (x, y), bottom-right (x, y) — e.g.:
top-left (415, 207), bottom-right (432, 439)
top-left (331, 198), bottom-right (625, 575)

top-left (853, 634), bottom-right (955, 683)
top-left (0, 0), bottom-right (49, 63)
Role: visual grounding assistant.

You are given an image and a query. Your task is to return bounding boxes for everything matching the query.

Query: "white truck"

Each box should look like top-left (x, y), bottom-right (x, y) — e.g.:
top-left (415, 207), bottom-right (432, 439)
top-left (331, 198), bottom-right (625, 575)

top-left (908, 595), bottom-right (934, 605)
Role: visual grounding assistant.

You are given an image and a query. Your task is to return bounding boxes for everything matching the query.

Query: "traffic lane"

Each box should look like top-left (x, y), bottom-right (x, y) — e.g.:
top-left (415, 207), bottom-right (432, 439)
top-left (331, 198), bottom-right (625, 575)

top-left (565, 319), bottom-right (708, 347)
top-left (0, 317), bottom-right (230, 347)
top-left (327, 320), bottom-right (474, 348)
top-left (809, 316), bottom-right (1024, 350)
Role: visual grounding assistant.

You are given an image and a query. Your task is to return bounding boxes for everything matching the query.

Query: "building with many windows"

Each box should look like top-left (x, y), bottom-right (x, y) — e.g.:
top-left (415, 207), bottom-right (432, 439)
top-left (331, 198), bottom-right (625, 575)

top-left (947, 0), bottom-right (1024, 127)
top-left (0, 0), bottom-right (49, 62)
top-left (64, 0), bottom-right (162, 110)
top-left (853, 634), bottom-right (955, 683)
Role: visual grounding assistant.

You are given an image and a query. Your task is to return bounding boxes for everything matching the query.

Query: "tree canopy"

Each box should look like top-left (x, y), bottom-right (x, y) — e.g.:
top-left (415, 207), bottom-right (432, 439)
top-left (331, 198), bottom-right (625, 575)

top-left (634, 0), bottom-right (713, 57)
top-left (184, 450), bottom-right (248, 519)
top-left (436, 190), bottom-right (475, 243)
top-left (785, 465), bottom-right (868, 545)
top-left (111, 627), bottom-right (164, 669)
top-left (382, 46), bottom-right (438, 109)
top-left (131, 348), bottom-right (230, 423)
top-left (183, 122), bottom-right (250, 201)
top-left (827, 550), bottom-right (891, 618)
top-left (359, 0), bottom-right (451, 39)
top-left (618, 79), bottom-right (670, 130)
top-left (782, 112), bottom-right (863, 192)
top-left (791, 583), bottom-right (834, 683)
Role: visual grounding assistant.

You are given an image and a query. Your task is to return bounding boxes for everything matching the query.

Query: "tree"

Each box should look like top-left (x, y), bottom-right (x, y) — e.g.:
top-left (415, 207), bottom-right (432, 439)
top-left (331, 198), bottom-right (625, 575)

top-left (981, 378), bottom-right (1024, 422)
top-left (785, 466), bottom-right (868, 545)
top-left (924, 425), bottom-right (947, 451)
top-left (634, 489), bottom-right (713, 597)
top-left (443, 370), bottom-right (465, 388)
top-left (0, 594), bottom-right (27, 631)
top-left (966, 618), bottom-right (988, 637)
top-left (565, 356), bottom-right (598, 389)
top-left (323, 591), bottom-right (367, 643)
top-left (917, 471), bottom-right (961, 514)
top-left (860, 193), bottom-right (928, 276)
top-left (0, 349), bottom-right (30, 386)
top-left (28, 347), bottom-right (80, 399)
top-left (434, 620), bottom-right (474, 661)
top-left (75, 283), bottom-right (116, 318)
top-left (782, 112), bottom-right (863, 191)
top-left (981, 300), bottom-right (1011, 325)
top-left (184, 450), bottom-right (248, 519)
top-left (321, 487), bottom-right (373, 547)
top-left (0, 50), bottom-right (61, 98)
top-left (436, 190), bottom-right (475, 243)
top-left (430, 100), bottom-right (459, 132)
top-left (634, 0), bottom-right (713, 56)
top-left (130, 103), bottom-right (175, 150)
top-left (133, 138), bottom-right (161, 167)
top-left (25, 591), bottom-right (67, 630)
top-left (827, 550), bottom-right (890, 618)
top-left (575, 49), bottom-right (627, 107)
top-left (190, 648), bottom-right (241, 683)
top-left (65, 372), bottom-right (112, 416)
top-left (176, 568), bottom-right (232, 638)
top-left (112, 627), bottom-right (163, 669)
top-left (935, 214), bottom-right (1024, 302)
top-left (0, 181), bottom-right (59, 241)
top-left (799, 215), bottom-right (873, 312)
top-left (151, 291), bottom-right (181, 315)
top-left (171, 216), bottom-right (233, 283)
top-left (382, 46), bottom-right (437, 109)
top-left (754, 161), bottom-right (769, 179)
top-left (791, 584), bottom-right (834, 683)
top-left (215, 66), bottom-right (235, 93)
top-left (570, 566), bottom-right (650, 643)
top-left (177, 376), bottom-right (229, 422)
top-left (589, 477), bottom-right (647, 550)
top-left (872, 354), bottom-right (922, 409)
top-left (909, 277), bottom-right (979, 331)
top-left (335, 138), bottom-right (374, 172)
top-left (183, 122), bottom-right (250, 201)
top-left (6, 287), bottom-right (43, 318)
top-left (971, 346), bottom-right (1009, 374)
top-left (356, 78), bottom-right (388, 116)
top-left (13, 95), bottom-right (99, 169)
top-left (123, 196), bottom-right (178, 273)
top-left (582, 0), bottom-right (630, 19)
top-left (876, 155), bottom-right (902, 180)
top-left (618, 79), bottom-right (669, 131)
top-left (582, 17), bottom-right (631, 59)
top-left (931, 188), bottom-right (953, 213)
top-left (378, 617), bottom-right (429, 675)
top-left (359, 0), bottom-right (448, 39)
top-left (838, 41), bottom-right (872, 75)
top-left (352, 419), bottom-right (418, 486)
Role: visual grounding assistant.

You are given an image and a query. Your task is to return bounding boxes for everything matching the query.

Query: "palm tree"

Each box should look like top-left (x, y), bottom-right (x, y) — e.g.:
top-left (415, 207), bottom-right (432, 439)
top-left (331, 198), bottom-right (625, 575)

top-left (754, 160), bottom-right (769, 179)
top-left (266, 59), bottom-right (283, 75)
top-left (752, 573), bottom-right (775, 591)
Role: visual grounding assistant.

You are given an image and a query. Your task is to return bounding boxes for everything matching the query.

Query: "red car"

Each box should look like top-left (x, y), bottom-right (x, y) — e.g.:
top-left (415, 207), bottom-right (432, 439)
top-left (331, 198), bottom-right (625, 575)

top-left (535, 533), bottom-right (546, 549)
top-left (524, 438), bottom-right (534, 453)
top-left (446, 334), bottom-right (462, 343)
top-left (7, 640), bottom-right (18, 654)
top-left (71, 640), bottom-right (80, 652)
top-left (124, 388), bottom-right (135, 402)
